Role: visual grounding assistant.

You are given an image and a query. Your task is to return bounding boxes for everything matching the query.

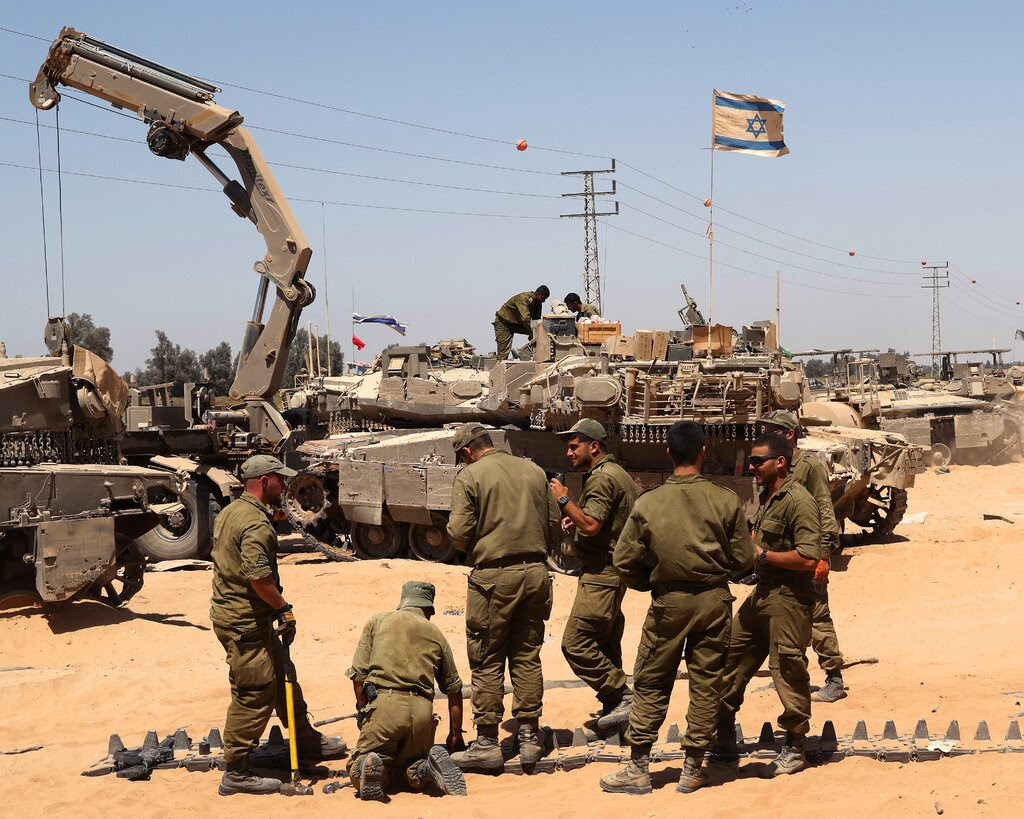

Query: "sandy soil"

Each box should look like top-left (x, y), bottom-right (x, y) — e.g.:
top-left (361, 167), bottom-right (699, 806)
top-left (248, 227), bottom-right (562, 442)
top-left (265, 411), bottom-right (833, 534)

top-left (2, 463), bottom-right (1023, 817)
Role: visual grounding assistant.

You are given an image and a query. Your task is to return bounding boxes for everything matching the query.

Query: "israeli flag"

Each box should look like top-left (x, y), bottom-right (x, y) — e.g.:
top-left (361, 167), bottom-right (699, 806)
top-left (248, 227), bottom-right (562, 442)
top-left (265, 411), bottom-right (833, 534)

top-left (712, 90), bottom-right (789, 157)
top-left (352, 312), bottom-right (408, 336)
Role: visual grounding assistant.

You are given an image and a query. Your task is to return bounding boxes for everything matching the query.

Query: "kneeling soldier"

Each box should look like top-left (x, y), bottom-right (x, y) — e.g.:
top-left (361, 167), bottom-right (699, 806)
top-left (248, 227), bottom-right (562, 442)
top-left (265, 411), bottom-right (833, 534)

top-left (347, 581), bottom-right (467, 800)
top-left (600, 421), bottom-right (755, 795)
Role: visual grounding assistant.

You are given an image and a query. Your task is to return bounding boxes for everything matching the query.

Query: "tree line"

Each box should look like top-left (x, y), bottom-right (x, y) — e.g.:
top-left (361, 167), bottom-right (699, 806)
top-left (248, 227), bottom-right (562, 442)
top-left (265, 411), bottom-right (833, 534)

top-left (64, 313), bottom-right (342, 397)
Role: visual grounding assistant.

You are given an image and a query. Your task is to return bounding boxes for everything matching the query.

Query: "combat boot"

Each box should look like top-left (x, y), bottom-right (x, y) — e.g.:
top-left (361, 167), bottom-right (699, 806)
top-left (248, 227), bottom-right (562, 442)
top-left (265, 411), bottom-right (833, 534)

top-left (811, 673), bottom-right (847, 703)
top-left (297, 731), bottom-right (348, 762)
top-left (676, 750), bottom-right (709, 793)
top-left (596, 687), bottom-right (634, 731)
top-left (517, 718), bottom-right (544, 767)
top-left (599, 747), bottom-right (652, 795)
top-left (709, 715), bottom-right (739, 762)
top-left (355, 752), bottom-right (386, 800)
top-left (414, 745), bottom-right (468, 796)
top-left (218, 769), bottom-right (282, 796)
top-left (451, 725), bottom-right (504, 773)
top-left (762, 734), bottom-right (807, 777)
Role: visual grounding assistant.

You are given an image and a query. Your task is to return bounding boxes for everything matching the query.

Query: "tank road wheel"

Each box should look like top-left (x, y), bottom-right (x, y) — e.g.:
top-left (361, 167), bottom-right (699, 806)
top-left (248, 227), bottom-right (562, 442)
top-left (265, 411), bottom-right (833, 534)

top-left (546, 536), bottom-right (583, 577)
top-left (850, 486), bottom-right (909, 542)
top-left (87, 541), bottom-right (146, 608)
top-left (0, 589), bottom-right (42, 611)
top-left (407, 513), bottom-right (459, 563)
top-left (135, 481), bottom-right (221, 562)
top-left (283, 470), bottom-right (355, 562)
top-left (351, 516), bottom-right (404, 560)
top-left (929, 443), bottom-right (953, 467)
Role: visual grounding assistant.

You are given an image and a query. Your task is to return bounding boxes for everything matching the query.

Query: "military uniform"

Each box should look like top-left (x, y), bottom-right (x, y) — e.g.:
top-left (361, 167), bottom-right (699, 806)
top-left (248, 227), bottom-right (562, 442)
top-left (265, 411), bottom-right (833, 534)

top-left (561, 454), bottom-right (637, 702)
top-left (613, 475), bottom-right (755, 751)
top-left (210, 493), bottom-right (320, 771)
top-left (494, 291), bottom-right (542, 360)
top-left (718, 474), bottom-right (824, 738)
top-left (791, 449), bottom-right (845, 675)
top-left (575, 303), bottom-right (601, 319)
top-left (447, 448), bottom-right (559, 728)
top-left (346, 604), bottom-right (463, 791)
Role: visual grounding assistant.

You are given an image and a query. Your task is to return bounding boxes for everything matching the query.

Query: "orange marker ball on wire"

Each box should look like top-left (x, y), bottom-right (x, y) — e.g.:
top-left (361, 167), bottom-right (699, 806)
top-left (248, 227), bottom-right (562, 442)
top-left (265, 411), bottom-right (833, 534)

top-left (849, 249), bottom-right (856, 257)
top-left (971, 278), bottom-right (977, 284)
top-left (921, 259), bottom-right (928, 266)
top-left (516, 139), bottom-right (528, 151)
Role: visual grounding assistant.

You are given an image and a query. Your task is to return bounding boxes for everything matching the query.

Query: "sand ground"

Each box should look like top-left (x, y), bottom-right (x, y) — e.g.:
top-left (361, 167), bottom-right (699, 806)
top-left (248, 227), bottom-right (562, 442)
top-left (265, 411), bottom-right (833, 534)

top-left (2, 462), bottom-right (1023, 817)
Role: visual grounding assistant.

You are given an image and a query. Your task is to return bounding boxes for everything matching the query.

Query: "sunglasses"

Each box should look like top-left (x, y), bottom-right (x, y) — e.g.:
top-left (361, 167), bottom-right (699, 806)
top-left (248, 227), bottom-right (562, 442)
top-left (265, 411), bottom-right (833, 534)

top-left (745, 455), bottom-right (772, 468)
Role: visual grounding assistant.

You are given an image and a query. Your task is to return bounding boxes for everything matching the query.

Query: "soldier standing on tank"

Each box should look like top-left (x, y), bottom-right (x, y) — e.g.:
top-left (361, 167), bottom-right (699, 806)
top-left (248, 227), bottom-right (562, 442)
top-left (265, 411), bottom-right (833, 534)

top-left (446, 423), bottom-right (560, 772)
top-left (209, 455), bottom-right (347, 796)
top-left (713, 434), bottom-right (824, 777)
top-left (760, 410), bottom-right (847, 703)
top-left (548, 419), bottom-right (638, 731)
top-left (346, 580), bottom-right (467, 801)
top-left (493, 285), bottom-right (549, 360)
top-left (599, 421), bottom-right (755, 795)
top-left (563, 292), bottom-right (601, 319)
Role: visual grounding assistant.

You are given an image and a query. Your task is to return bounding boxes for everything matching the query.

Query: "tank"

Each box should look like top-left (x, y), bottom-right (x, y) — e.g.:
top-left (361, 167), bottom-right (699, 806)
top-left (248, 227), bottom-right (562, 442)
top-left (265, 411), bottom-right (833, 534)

top-left (0, 319), bottom-right (184, 608)
top-left (283, 304), bottom-right (926, 568)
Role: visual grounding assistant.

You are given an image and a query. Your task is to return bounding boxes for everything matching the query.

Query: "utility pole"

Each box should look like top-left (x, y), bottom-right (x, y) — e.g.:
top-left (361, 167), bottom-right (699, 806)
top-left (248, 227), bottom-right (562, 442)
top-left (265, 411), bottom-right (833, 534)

top-left (921, 261), bottom-right (949, 376)
top-left (561, 160), bottom-right (617, 315)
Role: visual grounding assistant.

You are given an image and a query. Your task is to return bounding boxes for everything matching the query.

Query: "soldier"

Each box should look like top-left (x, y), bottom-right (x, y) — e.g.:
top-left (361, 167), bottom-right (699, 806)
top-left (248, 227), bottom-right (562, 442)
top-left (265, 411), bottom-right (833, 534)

top-left (760, 410), bottom-right (847, 703)
top-left (714, 434), bottom-right (824, 777)
top-left (446, 423), bottom-right (559, 772)
top-left (209, 455), bottom-right (346, 796)
top-left (548, 419), bottom-right (638, 730)
top-left (346, 580), bottom-right (467, 800)
top-left (493, 285), bottom-right (549, 360)
top-left (563, 292), bottom-right (601, 319)
top-left (599, 421), bottom-right (755, 795)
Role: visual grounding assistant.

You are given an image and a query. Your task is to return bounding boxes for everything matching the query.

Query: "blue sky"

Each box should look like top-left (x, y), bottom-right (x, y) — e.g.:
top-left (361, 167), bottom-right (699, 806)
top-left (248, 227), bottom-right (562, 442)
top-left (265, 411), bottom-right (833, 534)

top-left (3, 2), bottom-right (1023, 369)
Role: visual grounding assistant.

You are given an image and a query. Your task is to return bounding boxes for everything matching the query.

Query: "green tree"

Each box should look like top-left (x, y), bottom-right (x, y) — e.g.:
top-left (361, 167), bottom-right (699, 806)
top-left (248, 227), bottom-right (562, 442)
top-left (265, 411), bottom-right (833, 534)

top-left (200, 341), bottom-right (234, 396)
top-left (283, 328), bottom-right (344, 387)
top-left (65, 312), bottom-right (113, 361)
top-left (140, 331), bottom-right (201, 397)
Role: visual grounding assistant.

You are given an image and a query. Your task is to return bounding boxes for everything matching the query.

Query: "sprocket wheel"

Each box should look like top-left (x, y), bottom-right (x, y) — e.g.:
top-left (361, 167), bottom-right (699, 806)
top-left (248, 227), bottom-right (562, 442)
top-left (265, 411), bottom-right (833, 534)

top-left (850, 486), bottom-right (908, 541)
top-left (283, 468), bottom-right (356, 562)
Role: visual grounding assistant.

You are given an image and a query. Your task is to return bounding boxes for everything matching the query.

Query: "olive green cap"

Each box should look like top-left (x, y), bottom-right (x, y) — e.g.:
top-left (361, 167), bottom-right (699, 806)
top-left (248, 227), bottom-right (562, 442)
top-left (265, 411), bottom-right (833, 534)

top-left (398, 580), bottom-right (436, 611)
top-left (451, 422), bottom-right (490, 451)
top-left (239, 454), bottom-right (297, 479)
top-left (760, 410), bottom-right (800, 431)
top-left (556, 418), bottom-right (607, 442)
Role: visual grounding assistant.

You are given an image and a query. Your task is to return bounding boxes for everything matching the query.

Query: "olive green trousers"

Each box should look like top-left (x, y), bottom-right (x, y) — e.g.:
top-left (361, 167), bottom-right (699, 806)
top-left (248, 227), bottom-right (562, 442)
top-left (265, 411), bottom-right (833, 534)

top-left (561, 574), bottom-right (627, 700)
top-left (347, 689), bottom-right (436, 791)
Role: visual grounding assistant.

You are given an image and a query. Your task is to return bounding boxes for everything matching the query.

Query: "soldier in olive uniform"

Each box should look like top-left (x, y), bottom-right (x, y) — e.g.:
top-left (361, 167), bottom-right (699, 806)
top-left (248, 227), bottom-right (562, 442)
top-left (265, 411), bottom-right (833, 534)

top-left (760, 410), bottom-right (847, 703)
top-left (446, 423), bottom-right (560, 771)
top-left (563, 292), bottom-right (601, 319)
top-left (493, 285), bottom-right (549, 360)
top-left (210, 455), bottom-right (346, 796)
top-left (346, 580), bottom-right (467, 800)
top-left (599, 421), bottom-right (755, 795)
top-left (548, 419), bottom-right (638, 729)
top-left (714, 434), bottom-right (824, 777)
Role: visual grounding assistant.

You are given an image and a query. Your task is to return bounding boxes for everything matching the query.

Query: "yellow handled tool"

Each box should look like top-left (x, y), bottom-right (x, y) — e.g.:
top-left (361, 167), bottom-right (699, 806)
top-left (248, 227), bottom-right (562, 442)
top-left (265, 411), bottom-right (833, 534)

top-left (279, 640), bottom-right (313, 796)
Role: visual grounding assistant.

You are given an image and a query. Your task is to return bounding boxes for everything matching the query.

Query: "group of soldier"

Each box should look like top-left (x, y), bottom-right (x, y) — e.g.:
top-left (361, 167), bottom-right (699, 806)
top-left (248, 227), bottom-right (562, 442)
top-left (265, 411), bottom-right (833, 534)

top-left (209, 399), bottom-right (849, 799)
top-left (493, 285), bottom-right (599, 359)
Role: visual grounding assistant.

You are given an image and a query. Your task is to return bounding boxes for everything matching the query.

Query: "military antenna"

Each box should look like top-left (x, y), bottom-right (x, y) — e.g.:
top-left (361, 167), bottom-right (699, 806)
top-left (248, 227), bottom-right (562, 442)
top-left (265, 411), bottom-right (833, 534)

top-left (921, 262), bottom-right (949, 376)
top-left (561, 161), bottom-right (618, 315)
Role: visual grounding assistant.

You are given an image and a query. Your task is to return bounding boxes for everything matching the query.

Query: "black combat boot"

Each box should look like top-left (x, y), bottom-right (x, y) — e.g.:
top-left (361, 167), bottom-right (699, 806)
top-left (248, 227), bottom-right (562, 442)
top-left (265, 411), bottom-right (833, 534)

top-left (451, 724), bottom-right (504, 772)
top-left (676, 750), bottom-right (709, 793)
top-left (811, 672), bottom-right (846, 703)
top-left (709, 715), bottom-right (739, 762)
top-left (517, 718), bottom-right (544, 767)
top-left (414, 745), bottom-right (468, 796)
top-left (599, 744), bottom-right (652, 795)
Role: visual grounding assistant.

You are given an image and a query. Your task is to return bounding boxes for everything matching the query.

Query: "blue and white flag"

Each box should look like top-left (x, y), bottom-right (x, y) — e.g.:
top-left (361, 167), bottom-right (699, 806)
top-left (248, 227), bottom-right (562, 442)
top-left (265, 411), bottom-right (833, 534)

top-left (712, 89), bottom-right (789, 157)
top-left (352, 312), bottom-right (408, 336)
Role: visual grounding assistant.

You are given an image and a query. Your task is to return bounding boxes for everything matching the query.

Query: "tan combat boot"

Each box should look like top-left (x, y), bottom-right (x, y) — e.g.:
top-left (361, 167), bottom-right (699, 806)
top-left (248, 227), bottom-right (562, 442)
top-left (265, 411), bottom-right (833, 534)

top-left (599, 747), bottom-right (652, 795)
top-left (414, 745), bottom-right (468, 796)
top-left (762, 734), bottom-right (808, 777)
top-left (811, 673), bottom-right (846, 703)
top-left (451, 725), bottom-right (504, 773)
top-left (218, 769), bottom-right (282, 796)
top-left (676, 750), bottom-right (709, 793)
top-left (596, 687), bottom-right (634, 731)
top-left (517, 718), bottom-right (544, 767)
top-left (355, 752), bottom-right (386, 800)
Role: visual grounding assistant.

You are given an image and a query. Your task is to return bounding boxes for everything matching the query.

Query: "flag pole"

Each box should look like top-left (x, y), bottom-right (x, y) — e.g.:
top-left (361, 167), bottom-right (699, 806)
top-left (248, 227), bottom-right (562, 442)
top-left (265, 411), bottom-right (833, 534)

top-left (776, 269), bottom-right (781, 351)
top-left (351, 285), bottom-right (355, 373)
top-left (321, 202), bottom-right (332, 377)
top-left (707, 89), bottom-right (715, 360)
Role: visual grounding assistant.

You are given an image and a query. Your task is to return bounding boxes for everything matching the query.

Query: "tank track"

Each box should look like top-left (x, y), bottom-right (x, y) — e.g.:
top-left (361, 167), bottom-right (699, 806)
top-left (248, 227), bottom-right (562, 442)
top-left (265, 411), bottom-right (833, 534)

top-left (0, 428), bottom-right (118, 466)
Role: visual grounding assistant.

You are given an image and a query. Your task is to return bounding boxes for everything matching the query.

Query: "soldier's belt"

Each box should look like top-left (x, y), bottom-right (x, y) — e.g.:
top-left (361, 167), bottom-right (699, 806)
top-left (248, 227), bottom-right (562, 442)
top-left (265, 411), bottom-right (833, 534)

top-left (654, 580), bottom-right (728, 595)
top-left (474, 554), bottom-right (546, 570)
top-left (376, 687), bottom-right (431, 699)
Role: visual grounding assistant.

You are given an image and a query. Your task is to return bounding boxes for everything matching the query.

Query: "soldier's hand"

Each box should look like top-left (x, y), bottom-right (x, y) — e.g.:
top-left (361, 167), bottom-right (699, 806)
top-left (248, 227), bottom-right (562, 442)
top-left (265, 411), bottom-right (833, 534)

top-left (560, 516), bottom-right (575, 534)
top-left (549, 477), bottom-right (567, 497)
top-left (274, 604), bottom-right (297, 645)
top-left (814, 559), bottom-right (830, 584)
top-left (447, 729), bottom-right (466, 753)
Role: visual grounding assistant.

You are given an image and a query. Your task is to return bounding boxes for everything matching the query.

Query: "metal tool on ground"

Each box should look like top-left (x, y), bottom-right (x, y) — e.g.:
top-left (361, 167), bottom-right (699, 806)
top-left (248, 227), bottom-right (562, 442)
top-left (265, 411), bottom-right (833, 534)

top-left (279, 639), bottom-right (314, 796)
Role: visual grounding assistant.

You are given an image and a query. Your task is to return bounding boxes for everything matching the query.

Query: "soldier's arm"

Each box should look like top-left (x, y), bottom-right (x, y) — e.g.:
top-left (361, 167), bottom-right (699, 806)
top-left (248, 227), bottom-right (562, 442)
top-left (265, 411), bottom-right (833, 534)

top-left (346, 617), bottom-right (377, 707)
top-left (808, 462), bottom-right (841, 553)
top-left (760, 496), bottom-right (820, 571)
top-left (726, 501), bottom-right (757, 572)
top-left (551, 472), bottom-right (613, 537)
top-left (436, 637), bottom-right (465, 748)
top-left (446, 473), bottom-right (477, 551)
top-left (613, 505), bottom-right (653, 590)
top-left (240, 523), bottom-right (287, 608)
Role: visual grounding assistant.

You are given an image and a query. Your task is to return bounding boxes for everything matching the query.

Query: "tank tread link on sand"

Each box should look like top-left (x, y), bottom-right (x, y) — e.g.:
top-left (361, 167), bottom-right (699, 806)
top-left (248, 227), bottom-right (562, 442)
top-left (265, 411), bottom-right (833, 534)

top-left (283, 303), bottom-right (925, 570)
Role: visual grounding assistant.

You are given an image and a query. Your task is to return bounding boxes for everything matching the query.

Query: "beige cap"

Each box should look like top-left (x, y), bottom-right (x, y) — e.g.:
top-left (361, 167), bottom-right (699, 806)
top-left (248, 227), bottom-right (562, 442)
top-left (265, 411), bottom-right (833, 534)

top-left (760, 410), bottom-right (800, 431)
top-left (556, 418), bottom-right (607, 442)
top-left (239, 454), bottom-right (297, 480)
top-left (451, 422), bottom-right (491, 451)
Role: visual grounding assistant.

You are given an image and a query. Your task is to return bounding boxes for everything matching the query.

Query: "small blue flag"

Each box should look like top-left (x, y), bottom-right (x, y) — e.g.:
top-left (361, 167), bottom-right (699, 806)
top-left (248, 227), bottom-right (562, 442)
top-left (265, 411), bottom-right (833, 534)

top-left (352, 313), bottom-right (408, 336)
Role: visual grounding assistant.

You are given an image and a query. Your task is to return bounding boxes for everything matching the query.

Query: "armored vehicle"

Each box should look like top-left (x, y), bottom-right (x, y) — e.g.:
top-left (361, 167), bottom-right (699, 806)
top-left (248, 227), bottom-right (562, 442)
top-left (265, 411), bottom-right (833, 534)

top-left (284, 307), bottom-right (925, 568)
top-left (0, 320), bottom-right (183, 609)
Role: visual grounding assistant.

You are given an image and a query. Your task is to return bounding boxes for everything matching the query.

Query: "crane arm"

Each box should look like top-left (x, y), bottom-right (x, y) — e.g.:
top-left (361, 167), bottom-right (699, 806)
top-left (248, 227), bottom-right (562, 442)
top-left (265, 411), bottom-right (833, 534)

top-left (30, 27), bottom-right (314, 402)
